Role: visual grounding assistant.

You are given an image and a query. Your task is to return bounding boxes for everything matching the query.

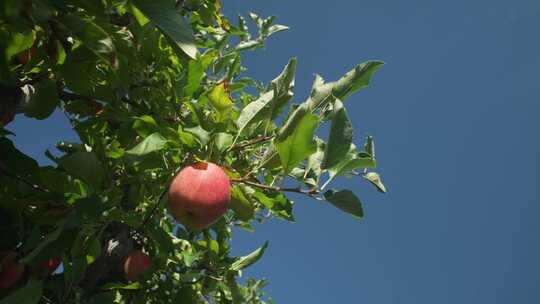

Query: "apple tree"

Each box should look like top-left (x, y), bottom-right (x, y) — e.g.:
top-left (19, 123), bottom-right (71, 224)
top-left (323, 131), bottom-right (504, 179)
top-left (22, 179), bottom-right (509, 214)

top-left (0, 0), bottom-right (386, 303)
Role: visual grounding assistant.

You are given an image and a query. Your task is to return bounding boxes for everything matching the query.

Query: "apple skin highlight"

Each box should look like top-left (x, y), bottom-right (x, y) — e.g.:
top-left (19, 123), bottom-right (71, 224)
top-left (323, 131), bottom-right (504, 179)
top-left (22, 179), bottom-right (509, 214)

top-left (168, 162), bottom-right (231, 230)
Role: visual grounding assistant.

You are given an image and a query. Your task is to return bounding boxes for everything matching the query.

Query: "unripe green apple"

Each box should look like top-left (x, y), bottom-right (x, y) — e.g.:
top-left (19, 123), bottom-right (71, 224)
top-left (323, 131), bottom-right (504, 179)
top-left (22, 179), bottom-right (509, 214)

top-left (122, 250), bottom-right (151, 281)
top-left (0, 251), bottom-right (25, 290)
top-left (167, 162), bottom-right (231, 230)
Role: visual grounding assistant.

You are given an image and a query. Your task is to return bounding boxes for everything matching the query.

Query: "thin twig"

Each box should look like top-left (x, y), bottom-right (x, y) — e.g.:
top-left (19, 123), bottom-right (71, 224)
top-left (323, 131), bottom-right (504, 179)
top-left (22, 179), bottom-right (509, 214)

top-left (230, 178), bottom-right (320, 196)
top-left (0, 165), bottom-right (49, 193)
top-left (139, 189), bottom-right (168, 229)
top-left (228, 135), bottom-right (274, 152)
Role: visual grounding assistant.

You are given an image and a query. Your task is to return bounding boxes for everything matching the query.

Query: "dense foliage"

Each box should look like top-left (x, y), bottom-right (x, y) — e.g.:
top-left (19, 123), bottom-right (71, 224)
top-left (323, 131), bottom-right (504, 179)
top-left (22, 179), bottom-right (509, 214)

top-left (0, 0), bottom-right (386, 303)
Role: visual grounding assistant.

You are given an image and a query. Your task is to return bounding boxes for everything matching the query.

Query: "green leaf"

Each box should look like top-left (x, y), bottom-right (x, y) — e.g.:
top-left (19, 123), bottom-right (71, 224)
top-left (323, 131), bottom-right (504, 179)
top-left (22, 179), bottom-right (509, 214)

top-left (214, 133), bottom-right (233, 152)
top-left (230, 185), bottom-right (254, 221)
top-left (61, 14), bottom-right (115, 64)
top-left (324, 190), bottom-right (363, 219)
top-left (126, 132), bottom-right (167, 156)
top-left (304, 137), bottom-right (325, 186)
top-left (101, 282), bottom-right (141, 290)
top-left (133, 115), bottom-right (158, 137)
top-left (275, 113), bottom-right (319, 174)
top-left (322, 144), bottom-right (376, 189)
top-left (322, 98), bottom-right (353, 170)
top-left (21, 223), bottom-right (64, 264)
top-left (185, 51), bottom-right (216, 97)
top-left (184, 126), bottom-right (210, 146)
top-left (277, 61), bottom-right (383, 141)
top-left (235, 58), bottom-right (296, 139)
top-left (365, 135), bottom-right (375, 157)
top-left (58, 151), bottom-right (104, 188)
top-left (86, 236), bottom-right (101, 264)
top-left (0, 279), bottom-right (42, 304)
top-left (235, 40), bottom-right (263, 52)
top-left (363, 172), bottom-right (387, 193)
top-left (3, 30), bottom-right (35, 61)
top-left (231, 241), bottom-right (268, 271)
top-left (208, 82), bottom-right (233, 113)
top-left (0, 137), bottom-right (39, 177)
top-left (23, 80), bottom-right (59, 120)
top-left (132, 0), bottom-right (197, 59)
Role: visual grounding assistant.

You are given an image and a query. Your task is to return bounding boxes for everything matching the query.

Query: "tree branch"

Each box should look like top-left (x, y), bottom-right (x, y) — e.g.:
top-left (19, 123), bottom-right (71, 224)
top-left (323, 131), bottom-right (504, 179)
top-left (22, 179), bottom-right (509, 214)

top-left (139, 189), bottom-right (168, 229)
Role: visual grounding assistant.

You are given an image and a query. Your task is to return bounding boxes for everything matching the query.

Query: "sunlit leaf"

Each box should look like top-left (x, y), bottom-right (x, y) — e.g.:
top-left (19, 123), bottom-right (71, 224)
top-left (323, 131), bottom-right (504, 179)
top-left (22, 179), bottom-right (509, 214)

top-left (132, 0), bottom-right (198, 59)
top-left (231, 241), bottom-right (268, 271)
top-left (126, 132), bottom-right (167, 156)
top-left (364, 172), bottom-right (387, 193)
top-left (275, 113), bottom-right (319, 174)
top-left (278, 61), bottom-right (384, 141)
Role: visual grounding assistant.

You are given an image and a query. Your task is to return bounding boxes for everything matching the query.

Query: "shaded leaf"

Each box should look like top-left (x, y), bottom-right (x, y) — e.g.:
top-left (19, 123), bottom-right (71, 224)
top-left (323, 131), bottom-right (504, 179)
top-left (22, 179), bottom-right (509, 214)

top-left (61, 15), bottom-right (115, 65)
top-left (324, 190), bottom-right (363, 219)
top-left (21, 224), bottom-right (64, 264)
top-left (58, 151), bottom-right (104, 188)
top-left (0, 279), bottom-right (42, 304)
top-left (23, 80), bottom-right (59, 120)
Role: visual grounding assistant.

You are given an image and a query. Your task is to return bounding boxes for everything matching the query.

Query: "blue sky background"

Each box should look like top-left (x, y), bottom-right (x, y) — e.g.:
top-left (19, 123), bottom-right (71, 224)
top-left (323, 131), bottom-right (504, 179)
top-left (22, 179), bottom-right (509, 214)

top-left (7, 0), bottom-right (540, 303)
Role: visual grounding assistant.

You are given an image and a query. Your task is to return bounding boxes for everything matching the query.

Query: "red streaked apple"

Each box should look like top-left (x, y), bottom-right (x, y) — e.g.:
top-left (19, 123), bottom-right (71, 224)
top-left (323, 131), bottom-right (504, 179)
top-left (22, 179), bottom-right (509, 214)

top-left (167, 162), bottom-right (231, 230)
top-left (0, 251), bottom-right (25, 290)
top-left (122, 250), bottom-right (151, 281)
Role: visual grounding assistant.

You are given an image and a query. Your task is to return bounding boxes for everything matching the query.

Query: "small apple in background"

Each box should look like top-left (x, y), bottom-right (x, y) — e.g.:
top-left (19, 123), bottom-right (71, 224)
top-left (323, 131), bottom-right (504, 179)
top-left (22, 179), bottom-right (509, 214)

top-left (16, 46), bottom-right (37, 65)
top-left (41, 256), bottom-right (61, 275)
top-left (122, 250), bottom-right (151, 281)
top-left (167, 162), bottom-right (231, 230)
top-left (0, 251), bottom-right (25, 290)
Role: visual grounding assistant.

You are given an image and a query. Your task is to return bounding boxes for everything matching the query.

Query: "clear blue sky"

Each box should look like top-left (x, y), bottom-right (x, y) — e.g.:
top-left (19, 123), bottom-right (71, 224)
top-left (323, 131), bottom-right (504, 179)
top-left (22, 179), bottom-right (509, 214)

top-left (9, 0), bottom-right (540, 303)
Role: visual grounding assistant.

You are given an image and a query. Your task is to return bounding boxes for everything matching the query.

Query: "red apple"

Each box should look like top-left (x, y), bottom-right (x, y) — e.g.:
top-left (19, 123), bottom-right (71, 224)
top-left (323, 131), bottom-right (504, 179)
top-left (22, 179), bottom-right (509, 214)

top-left (0, 251), bottom-right (25, 290)
top-left (40, 256), bottom-right (61, 274)
top-left (16, 46), bottom-right (37, 65)
top-left (122, 250), bottom-right (151, 281)
top-left (167, 162), bottom-right (231, 230)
